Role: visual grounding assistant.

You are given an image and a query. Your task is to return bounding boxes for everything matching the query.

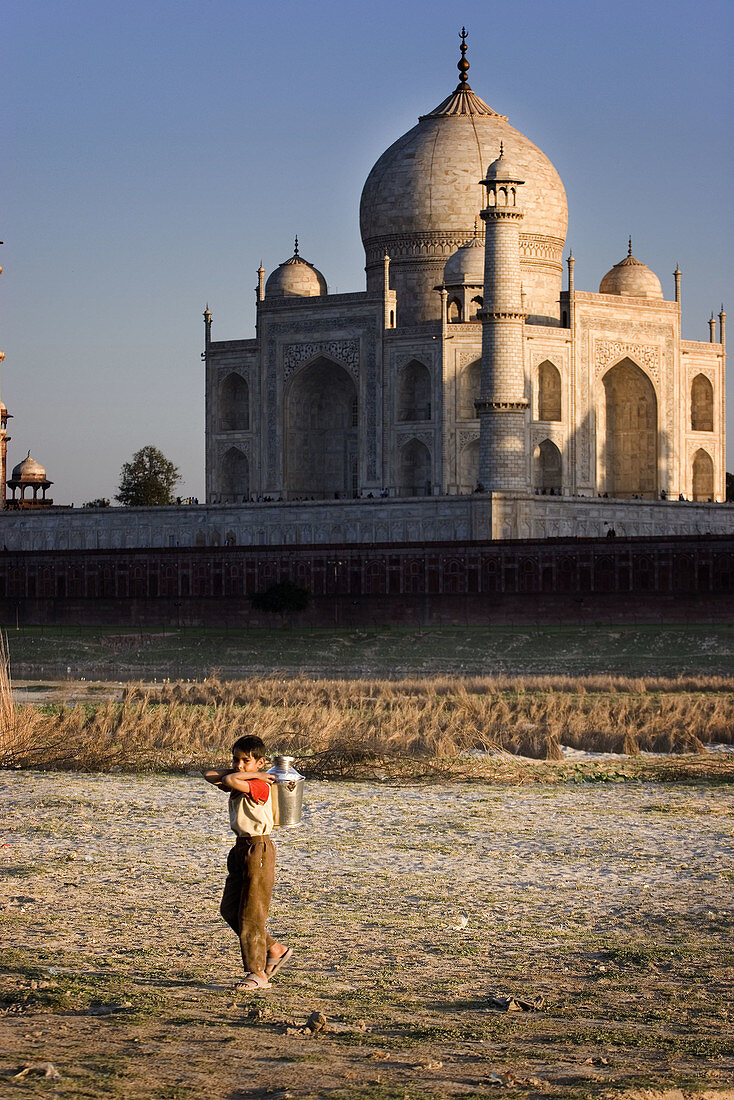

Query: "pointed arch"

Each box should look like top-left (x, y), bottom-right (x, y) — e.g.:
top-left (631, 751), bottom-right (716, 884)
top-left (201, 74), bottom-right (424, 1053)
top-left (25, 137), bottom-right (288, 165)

top-left (219, 372), bottom-right (249, 431)
top-left (448, 298), bottom-right (462, 323)
top-left (459, 438), bottom-right (479, 492)
top-left (601, 358), bottom-right (658, 498)
top-left (458, 358), bottom-right (481, 419)
top-left (538, 360), bottom-right (561, 421)
top-left (692, 448), bottom-right (714, 501)
top-left (691, 374), bottom-right (714, 431)
top-left (219, 447), bottom-right (249, 503)
top-left (398, 439), bottom-right (431, 497)
top-left (397, 360), bottom-right (431, 422)
top-left (285, 356), bottom-right (357, 499)
top-left (533, 439), bottom-right (562, 492)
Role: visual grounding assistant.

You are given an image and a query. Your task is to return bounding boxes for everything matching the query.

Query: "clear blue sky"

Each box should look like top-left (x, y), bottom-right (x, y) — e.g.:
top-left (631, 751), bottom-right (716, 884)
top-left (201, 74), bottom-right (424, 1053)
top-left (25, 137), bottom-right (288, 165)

top-left (2, 0), bottom-right (733, 504)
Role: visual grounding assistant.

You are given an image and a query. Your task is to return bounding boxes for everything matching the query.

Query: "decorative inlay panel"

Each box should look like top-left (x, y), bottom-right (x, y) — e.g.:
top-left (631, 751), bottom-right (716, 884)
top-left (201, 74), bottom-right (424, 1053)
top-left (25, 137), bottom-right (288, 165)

top-left (594, 341), bottom-right (661, 386)
top-left (396, 430), bottom-right (434, 449)
top-left (283, 339), bottom-right (360, 382)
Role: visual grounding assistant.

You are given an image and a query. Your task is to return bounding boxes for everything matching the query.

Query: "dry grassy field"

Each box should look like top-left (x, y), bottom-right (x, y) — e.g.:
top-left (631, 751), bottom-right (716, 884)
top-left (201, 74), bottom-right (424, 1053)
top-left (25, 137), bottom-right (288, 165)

top-left (3, 673), bottom-right (734, 780)
top-left (1, 772), bottom-right (733, 1100)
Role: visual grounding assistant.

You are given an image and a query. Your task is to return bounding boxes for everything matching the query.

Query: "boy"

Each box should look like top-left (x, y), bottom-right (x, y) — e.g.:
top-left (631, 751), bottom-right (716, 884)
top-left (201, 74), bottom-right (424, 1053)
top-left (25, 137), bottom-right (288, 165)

top-left (204, 735), bottom-right (292, 991)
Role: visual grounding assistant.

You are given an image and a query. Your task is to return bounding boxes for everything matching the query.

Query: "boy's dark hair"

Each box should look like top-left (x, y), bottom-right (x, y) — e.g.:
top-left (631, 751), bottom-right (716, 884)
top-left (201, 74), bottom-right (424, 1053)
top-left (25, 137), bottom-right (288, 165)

top-left (232, 735), bottom-right (267, 758)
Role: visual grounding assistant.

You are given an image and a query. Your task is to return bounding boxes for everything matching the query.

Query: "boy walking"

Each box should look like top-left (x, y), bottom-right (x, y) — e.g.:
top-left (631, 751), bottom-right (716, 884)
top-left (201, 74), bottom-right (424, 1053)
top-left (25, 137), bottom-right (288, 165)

top-left (204, 735), bottom-right (292, 991)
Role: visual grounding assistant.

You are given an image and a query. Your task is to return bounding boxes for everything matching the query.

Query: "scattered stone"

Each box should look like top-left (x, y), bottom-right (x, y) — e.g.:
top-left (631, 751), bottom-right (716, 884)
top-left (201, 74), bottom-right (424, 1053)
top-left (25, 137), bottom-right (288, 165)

top-left (12, 1063), bottom-right (60, 1080)
top-left (305, 1010), bottom-right (327, 1033)
top-left (487, 994), bottom-right (546, 1012)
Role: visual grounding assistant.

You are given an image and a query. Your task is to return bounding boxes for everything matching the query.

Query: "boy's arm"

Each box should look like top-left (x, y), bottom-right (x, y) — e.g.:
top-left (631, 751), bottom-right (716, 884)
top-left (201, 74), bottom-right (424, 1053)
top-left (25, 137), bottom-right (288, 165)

top-left (221, 771), bottom-right (275, 795)
top-left (202, 769), bottom-right (275, 794)
top-left (203, 767), bottom-right (234, 791)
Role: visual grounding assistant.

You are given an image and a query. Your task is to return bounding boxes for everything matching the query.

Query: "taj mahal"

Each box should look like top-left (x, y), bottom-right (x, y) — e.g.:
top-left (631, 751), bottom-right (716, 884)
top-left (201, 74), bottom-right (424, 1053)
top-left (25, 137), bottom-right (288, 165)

top-left (1, 31), bottom-right (730, 553)
top-left (203, 29), bottom-right (727, 544)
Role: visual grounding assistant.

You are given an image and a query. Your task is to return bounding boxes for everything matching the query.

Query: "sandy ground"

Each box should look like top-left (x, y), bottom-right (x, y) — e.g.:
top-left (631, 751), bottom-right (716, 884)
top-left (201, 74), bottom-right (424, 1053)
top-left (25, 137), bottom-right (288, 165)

top-left (1, 773), bottom-right (733, 1100)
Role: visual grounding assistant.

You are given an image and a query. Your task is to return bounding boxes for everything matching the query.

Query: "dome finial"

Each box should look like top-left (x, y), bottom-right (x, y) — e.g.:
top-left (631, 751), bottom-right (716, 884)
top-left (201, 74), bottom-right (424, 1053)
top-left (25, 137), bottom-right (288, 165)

top-left (628, 236), bottom-right (633, 257)
top-left (457, 27), bottom-right (470, 88)
top-left (294, 235), bottom-right (299, 256)
top-left (499, 141), bottom-right (504, 158)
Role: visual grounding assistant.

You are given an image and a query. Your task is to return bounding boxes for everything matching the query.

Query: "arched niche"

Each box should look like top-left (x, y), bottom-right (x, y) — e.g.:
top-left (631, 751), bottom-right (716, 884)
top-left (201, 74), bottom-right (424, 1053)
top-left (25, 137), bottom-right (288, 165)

top-left (397, 360), bottom-right (431, 422)
top-left (285, 357), bottom-right (357, 499)
top-left (470, 295), bottom-right (483, 320)
top-left (538, 360), bottom-right (561, 421)
top-left (533, 439), bottom-right (562, 492)
top-left (448, 298), bottom-right (462, 323)
top-left (458, 358), bottom-right (481, 419)
top-left (398, 439), bottom-right (431, 497)
top-left (219, 372), bottom-right (249, 431)
top-left (602, 359), bottom-right (658, 498)
top-left (692, 448), bottom-right (714, 501)
top-left (220, 447), bottom-right (249, 503)
top-left (459, 439), bottom-right (479, 492)
top-left (691, 374), bottom-right (714, 431)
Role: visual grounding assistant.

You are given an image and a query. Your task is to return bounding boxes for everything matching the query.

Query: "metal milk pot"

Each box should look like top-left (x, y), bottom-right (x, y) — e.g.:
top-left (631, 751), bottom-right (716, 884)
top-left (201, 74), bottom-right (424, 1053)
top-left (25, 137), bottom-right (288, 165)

top-left (268, 755), bottom-right (305, 828)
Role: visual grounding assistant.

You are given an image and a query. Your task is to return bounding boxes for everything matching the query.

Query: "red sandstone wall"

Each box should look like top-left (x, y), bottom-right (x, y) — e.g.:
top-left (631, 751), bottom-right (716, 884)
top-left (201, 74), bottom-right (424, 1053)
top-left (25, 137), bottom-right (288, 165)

top-left (0, 535), bottom-right (732, 626)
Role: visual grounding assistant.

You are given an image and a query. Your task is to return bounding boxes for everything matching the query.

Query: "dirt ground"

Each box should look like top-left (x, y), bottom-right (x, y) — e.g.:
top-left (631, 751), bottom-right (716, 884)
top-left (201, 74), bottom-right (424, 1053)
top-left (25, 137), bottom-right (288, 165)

top-left (1, 773), bottom-right (733, 1100)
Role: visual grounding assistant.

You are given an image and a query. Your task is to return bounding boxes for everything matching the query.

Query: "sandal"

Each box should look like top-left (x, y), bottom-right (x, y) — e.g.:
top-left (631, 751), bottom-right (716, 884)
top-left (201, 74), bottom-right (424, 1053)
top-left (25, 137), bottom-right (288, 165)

top-left (266, 946), bottom-right (293, 978)
top-left (234, 973), bottom-right (272, 992)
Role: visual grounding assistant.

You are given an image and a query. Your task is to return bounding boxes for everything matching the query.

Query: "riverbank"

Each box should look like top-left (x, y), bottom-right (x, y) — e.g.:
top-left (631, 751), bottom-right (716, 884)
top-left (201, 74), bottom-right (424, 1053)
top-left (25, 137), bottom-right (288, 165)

top-left (1, 773), bottom-right (732, 1099)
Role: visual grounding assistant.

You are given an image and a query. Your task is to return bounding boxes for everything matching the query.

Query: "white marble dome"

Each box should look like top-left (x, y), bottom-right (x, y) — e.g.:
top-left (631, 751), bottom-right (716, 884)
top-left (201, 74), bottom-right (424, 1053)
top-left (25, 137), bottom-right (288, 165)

top-left (265, 243), bottom-right (327, 299)
top-left (599, 247), bottom-right (663, 300)
top-left (359, 49), bottom-right (567, 325)
top-left (12, 451), bottom-right (48, 482)
top-left (443, 234), bottom-right (485, 286)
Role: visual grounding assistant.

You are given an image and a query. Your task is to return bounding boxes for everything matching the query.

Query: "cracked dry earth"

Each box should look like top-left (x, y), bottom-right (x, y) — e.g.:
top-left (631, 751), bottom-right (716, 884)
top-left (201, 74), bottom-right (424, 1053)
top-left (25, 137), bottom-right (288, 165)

top-left (1, 774), bottom-right (733, 1100)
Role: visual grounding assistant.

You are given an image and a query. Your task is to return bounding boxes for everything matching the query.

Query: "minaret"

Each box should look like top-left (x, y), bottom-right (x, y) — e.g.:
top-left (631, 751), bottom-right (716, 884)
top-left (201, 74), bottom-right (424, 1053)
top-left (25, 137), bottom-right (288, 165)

top-left (719, 304), bottom-right (726, 349)
top-left (203, 304), bottom-right (212, 349)
top-left (257, 263), bottom-right (265, 302)
top-left (0, 244), bottom-right (10, 508)
top-left (475, 145), bottom-right (529, 491)
top-left (709, 312), bottom-right (716, 343)
top-left (673, 264), bottom-right (682, 306)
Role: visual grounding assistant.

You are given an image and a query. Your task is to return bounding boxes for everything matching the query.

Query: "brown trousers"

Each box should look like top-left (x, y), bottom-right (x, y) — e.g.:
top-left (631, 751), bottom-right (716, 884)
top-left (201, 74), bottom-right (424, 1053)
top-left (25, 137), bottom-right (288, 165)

top-left (220, 835), bottom-right (276, 974)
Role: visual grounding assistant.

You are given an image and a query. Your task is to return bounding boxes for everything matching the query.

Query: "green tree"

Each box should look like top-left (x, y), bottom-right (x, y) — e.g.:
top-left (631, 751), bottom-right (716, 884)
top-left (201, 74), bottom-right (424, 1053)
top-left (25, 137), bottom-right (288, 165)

top-left (116, 445), bottom-right (181, 507)
top-left (251, 581), bottom-right (311, 626)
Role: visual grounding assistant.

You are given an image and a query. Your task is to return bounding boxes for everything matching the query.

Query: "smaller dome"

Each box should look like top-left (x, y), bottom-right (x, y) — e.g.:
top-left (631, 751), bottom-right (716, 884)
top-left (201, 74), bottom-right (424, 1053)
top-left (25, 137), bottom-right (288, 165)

top-left (484, 143), bottom-right (524, 183)
top-left (12, 451), bottom-right (48, 483)
top-left (265, 239), bottom-right (327, 299)
top-left (599, 243), bottom-right (663, 299)
top-left (443, 235), bottom-right (485, 286)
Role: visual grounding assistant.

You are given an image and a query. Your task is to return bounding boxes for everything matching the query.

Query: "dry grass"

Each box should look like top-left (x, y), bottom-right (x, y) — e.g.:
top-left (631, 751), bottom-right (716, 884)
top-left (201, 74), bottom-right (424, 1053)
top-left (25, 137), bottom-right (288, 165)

top-left (3, 673), bottom-right (733, 777)
top-left (0, 632), bottom-right (40, 767)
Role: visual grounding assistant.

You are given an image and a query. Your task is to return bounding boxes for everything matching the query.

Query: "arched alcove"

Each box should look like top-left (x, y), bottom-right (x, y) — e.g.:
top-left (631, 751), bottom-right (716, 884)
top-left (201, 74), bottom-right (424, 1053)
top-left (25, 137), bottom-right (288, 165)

top-left (691, 374), bottom-right (714, 431)
top-left (285, 357), bottom-right (357, 499)
top-left (448, 298), bottom-right (462, 323)
top-left (458, 359), bottom-right (481, 419)
top-left (602, 359), bottom-right (658, 498)
top-left (220, 447), bottom-right (249, 503)
top-left (533, 439), bottom-right (562, 492)
top-left (397, 360), bottom-right (431, 422)
top-left (459, 439), bottom-right (479, 492)
top-left (470, 295), bottom-right (483, 320)
top-left (692, 448), bottom-right (714, 501)
top-left (219, 372), bottom-right (249, 431)
top-left (538, 361), bottom-right (561, 421)
top-left (398, 439), bottom-right (431, 497)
